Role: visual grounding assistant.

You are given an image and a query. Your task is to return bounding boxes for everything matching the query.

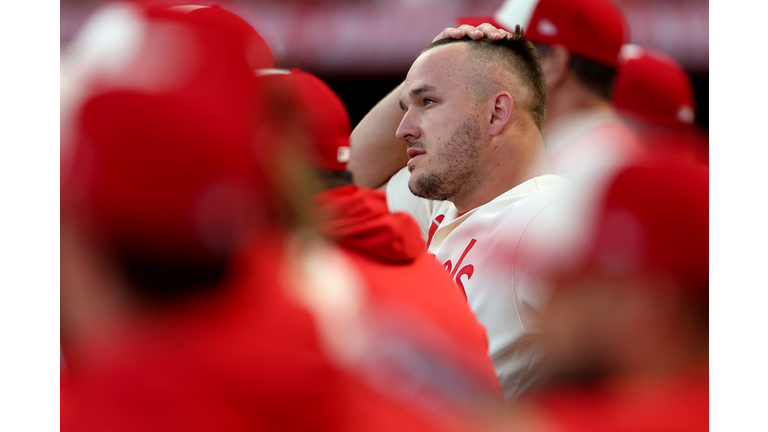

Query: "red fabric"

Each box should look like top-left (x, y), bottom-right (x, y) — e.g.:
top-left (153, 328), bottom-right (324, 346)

top-left (461, 0), bottom-right (629, 68)
top-left (613, 46), bottom-right (696, 128)
top-left (314, 185), bottom-right (503, 396)
top-left (632, 123), bottom-right (709, 167)
top-left (62, 234), bottom-right (454, 432)
top-left (257, 69), bottom-right (352, 172)
top-left (314, 185), bottom-right (423, 263)
top-left (60, 368), bottom-right (77, 430)
top-left (528, 365), bottom-right (709, 432)
top-left (559, 160), bottom-right (709, 297)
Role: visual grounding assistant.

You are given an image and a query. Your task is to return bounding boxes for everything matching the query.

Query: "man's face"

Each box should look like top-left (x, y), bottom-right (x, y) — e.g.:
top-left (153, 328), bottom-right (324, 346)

top-left (397, 43), bottom-right (485, 202)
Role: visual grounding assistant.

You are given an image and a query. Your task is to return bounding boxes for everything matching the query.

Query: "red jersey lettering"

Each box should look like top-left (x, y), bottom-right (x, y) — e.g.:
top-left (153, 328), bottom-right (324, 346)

top-left (441, 238), bottom-right (478, 301)
top-left (450, 239), bottom-right (477, 278)
top-left (455, 264), bottom-right (474, 300)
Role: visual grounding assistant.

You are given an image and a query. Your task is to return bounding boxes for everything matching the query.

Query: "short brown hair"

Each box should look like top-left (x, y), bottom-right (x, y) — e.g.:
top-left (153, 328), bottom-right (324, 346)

top-left (533, 42), bottom-right (617, 100)
top-left (423, 25), bottom-right (548, 134)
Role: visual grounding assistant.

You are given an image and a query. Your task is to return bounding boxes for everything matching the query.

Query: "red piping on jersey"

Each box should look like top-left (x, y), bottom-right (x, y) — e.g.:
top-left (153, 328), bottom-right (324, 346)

top-left (426, 215), bottom-right (446, 249)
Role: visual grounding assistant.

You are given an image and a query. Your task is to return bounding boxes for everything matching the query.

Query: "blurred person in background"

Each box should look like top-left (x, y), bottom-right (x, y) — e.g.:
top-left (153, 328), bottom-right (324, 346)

top-left (347, 25), bottom-right (570, 400)
top-left (60, 4), bottom-right (482, 431)
top-left (494, 158), bottom-right (709, 432)
top-left (456, 0), bottom-right (644, 178)
top-left (612, 44), bottom-right (709, 165)
top-left (60, 1), bottom-right (276, 374)
top-left (256, 67), bottom-right (504, 400)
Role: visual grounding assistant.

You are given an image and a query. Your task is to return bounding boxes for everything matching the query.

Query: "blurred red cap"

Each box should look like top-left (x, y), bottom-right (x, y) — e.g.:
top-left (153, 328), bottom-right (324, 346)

top-left (257, 68), bottom-right (352, 172)
top-left (63, 4), bottom-right (271, 263)
top-left (573, 160), bottom-right (709, 296)
top-left (613, 45), bottom-right (696, 127)
top-left (170, 4), bottom-right (274, 71)
top-left (459, 0), bottom-right (628, 68)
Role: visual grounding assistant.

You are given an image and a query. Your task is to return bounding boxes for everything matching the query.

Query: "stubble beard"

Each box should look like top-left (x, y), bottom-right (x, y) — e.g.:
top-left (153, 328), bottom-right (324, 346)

top-left (408, 113), bottom-right (481, 202)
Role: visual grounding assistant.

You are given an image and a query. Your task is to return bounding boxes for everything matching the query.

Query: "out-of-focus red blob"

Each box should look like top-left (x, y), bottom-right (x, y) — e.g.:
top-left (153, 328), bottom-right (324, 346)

top-left (171, 4), bottom-right (275, 71)
top-left (558, 159), bottom-right (709, 297)
top-left (611, 45), bottom-right (708, 165)
top-left (511, 158), bottom-right (709, 432)
top-left (258, 68), bottom-right (352, 172)
top-left (459, 0), bottom-right (629, 68)
top-left (62, 235), bottom-right (464, 432)
top-left (613, 45), bottom-right (695, 128)
top-left (530, 364), bottom-right (708, 432)
top-left (63, 4), bottom-right (273, 264)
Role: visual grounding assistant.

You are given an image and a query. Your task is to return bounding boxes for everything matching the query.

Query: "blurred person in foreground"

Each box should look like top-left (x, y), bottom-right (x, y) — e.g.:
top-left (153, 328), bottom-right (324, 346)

top-left (60, 4), bottom-right (480, 431)
top-left (612, 44), bottom-right (709, 165)
top-left (256, 68), bottom-right (504, 400)
top-left (455, 0), bottom-right (643, 179)
top-left (347, 24), bottom-right (571, 399)
top-left (488, 158), bottom-right (709, 432)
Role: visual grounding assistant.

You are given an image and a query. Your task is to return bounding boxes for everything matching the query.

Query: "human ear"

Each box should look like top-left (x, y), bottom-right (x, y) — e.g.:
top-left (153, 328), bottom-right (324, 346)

top-left (488, 91), bottom-right (513, 136)
top-left (540, 45), bottom-right (570, 90)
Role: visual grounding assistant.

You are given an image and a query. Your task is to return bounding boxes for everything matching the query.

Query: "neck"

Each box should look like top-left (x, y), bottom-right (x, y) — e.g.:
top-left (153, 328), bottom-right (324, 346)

top-left (544, 77), bottom-right (613, 132)
top-left (450, 123), bottom-right (551, 213)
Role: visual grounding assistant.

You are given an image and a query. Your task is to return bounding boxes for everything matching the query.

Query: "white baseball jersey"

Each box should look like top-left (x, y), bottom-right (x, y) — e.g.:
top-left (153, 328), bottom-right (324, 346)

top-left (385, 167), bottom-right (570, 399)
top-left (546, 108), bottom-right (642, 179)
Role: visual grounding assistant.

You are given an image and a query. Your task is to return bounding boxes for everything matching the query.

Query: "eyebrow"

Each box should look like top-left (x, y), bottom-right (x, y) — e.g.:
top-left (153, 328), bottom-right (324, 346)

top-left (399, 84), bottom-right (437, 111)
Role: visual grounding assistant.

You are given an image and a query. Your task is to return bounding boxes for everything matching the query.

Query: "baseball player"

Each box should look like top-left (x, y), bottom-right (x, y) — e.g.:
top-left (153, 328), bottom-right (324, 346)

top-left (256, 67), bottom-right (504, 402)
top-left (348, 26), bottom-right (570, 399)
top-left (457, 0), bottom-right (644, 178)
top-left (60, 5), bottom-right (477, 431)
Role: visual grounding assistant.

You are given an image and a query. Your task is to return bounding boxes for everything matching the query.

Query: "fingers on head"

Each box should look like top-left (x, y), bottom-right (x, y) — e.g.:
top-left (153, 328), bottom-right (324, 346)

top-left (457, 24), bottom-right (484, 39)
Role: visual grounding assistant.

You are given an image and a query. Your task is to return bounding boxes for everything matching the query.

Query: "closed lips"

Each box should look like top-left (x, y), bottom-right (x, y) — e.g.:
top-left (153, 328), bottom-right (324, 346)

top-left (407, 148), bottom-right (425, 159)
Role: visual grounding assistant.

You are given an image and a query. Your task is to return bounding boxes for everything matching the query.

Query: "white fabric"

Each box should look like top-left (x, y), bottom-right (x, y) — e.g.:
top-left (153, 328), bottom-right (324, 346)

top-left (386, 167), bottom-right (569, 398)
top-left (545, 108), bottom-right (641, 180)
top-left (494, 0), bottom-right (541, 30)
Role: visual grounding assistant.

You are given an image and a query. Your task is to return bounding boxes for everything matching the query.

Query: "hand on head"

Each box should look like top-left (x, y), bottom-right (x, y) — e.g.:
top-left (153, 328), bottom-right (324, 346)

top-left (432, 23), bottom-right (510, 43)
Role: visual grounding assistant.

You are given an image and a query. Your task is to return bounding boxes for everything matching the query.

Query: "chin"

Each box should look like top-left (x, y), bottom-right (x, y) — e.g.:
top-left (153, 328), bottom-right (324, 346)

top-left (408, 170), bottom-right (451, 201)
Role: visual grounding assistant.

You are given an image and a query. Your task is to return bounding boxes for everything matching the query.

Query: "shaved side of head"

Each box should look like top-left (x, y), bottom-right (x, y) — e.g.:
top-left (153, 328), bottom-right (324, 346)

top-left (422, 26), bottom-right (548, 134)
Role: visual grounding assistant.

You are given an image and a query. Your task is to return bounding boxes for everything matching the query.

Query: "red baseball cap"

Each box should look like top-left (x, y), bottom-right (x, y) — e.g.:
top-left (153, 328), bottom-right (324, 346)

top-left (459, 0), bottom-right (629, 68)
top-left (62, 4), bottom-right (272, 265)
top-left (613, 44), bottom-right (696, 127)
top-left (567, 160), bottom-right (709, 296)
top-left (257, 68), bottom-right (352, 172)
top-left (170, 4), bottom-right (274, 71)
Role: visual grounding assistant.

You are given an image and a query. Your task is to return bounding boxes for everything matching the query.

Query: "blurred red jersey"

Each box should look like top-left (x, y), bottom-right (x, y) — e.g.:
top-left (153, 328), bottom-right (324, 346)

top-left (61, 233), bottom-right (464, 432)
top-left (525, 364), bottom-right (709, 432)
top-left (313, 184), bottom-right (503, 398)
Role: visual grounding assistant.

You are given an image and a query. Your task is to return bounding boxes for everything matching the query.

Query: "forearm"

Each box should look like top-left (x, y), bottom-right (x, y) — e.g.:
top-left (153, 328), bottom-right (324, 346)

top-left (347, 83), bottom-right (408, 189)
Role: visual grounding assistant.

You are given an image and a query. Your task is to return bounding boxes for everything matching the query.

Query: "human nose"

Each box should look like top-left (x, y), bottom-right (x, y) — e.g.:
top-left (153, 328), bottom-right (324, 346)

top-left (395, 110), bottom-right (420, 142)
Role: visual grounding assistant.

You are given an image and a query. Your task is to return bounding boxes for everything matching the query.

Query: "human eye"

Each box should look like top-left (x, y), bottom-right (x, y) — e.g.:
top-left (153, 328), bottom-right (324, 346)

top-left (423, 98), bottom-right (437, 106)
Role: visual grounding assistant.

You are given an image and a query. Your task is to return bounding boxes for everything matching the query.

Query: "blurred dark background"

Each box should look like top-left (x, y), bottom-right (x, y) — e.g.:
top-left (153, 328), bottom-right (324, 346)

top-left (61, 0), bottom-right (709, 129)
